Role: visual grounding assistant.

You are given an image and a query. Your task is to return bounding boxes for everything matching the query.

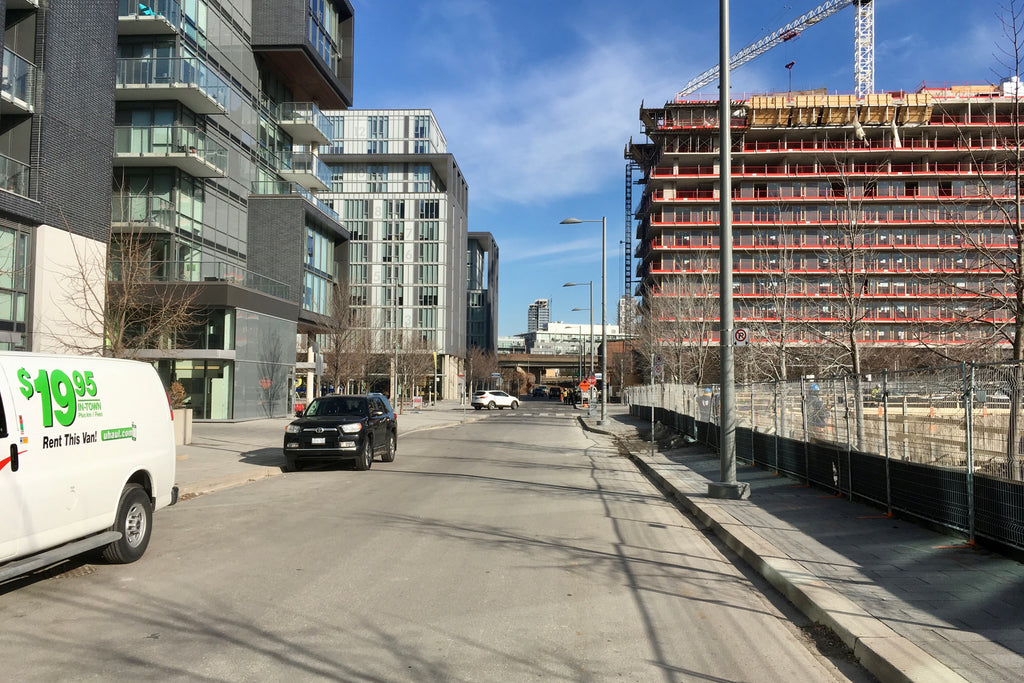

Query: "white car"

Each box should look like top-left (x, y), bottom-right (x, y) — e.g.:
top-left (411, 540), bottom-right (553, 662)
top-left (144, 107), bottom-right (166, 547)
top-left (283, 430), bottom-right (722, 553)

top-left (472, 390), bottom-right (519, 410)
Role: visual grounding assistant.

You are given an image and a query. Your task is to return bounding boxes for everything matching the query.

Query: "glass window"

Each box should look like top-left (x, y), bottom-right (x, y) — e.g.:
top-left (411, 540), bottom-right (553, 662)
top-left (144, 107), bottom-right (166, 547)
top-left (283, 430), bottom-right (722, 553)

top-left (417, 200), bottom-right (439, 219)
top-left (413, 164), bottom-right (431, 192)
top-left (416, 221), bottom-right (438, 241)
top-left (368, 165), bottom-right (388, 192)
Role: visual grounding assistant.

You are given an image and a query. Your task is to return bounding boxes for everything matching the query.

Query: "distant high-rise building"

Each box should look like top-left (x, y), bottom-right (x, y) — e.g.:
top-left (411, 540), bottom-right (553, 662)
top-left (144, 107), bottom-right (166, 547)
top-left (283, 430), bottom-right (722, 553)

top-left (319, 109), bottom-right (469, 398)
top-left (467, 232), bottom-right (498, 353)
top-left (528, 299), bottom-right (549, 332)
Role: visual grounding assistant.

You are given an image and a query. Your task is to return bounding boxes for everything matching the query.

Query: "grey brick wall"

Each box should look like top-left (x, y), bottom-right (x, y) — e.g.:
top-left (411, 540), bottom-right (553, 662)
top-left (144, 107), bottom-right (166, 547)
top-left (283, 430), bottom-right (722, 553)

top-left (0, 1), bottom-right (116, 241)
top-left (36, 0), bottom-right (117, 242)
top-left (248, 195), bottom-right (349, 313)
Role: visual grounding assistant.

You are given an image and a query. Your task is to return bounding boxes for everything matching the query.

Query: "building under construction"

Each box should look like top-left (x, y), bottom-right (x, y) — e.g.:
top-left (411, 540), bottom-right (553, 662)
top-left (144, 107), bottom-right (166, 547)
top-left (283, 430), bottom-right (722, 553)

top-left (627, 80), bottom-right (1024, 352)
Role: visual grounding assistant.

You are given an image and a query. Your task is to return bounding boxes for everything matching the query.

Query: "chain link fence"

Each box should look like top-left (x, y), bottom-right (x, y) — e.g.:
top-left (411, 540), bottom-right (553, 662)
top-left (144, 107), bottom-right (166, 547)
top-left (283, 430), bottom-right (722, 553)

top-left (625, 360), bottom-right (1024, 552)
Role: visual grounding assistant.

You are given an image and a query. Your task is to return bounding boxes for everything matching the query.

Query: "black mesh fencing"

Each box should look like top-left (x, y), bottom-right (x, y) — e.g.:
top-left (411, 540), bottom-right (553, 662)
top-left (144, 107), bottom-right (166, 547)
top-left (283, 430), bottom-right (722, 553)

top-left (625, 362), bottom-right (1024, 552)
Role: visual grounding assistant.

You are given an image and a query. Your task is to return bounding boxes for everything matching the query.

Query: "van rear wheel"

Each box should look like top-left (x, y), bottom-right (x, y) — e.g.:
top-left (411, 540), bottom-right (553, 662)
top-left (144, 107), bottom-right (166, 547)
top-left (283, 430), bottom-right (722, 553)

top-left (102, 484), bottom-right (153, 564)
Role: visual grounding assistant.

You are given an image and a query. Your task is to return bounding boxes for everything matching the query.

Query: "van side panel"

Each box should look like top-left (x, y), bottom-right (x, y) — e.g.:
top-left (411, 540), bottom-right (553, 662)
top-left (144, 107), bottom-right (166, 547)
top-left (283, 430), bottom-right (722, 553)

top-left (0, 353), bottom-right (175, 562)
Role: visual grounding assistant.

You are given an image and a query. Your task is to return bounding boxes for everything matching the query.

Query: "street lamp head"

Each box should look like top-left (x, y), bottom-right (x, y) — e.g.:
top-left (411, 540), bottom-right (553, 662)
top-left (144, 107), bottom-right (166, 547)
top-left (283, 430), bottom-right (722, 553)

top-left (560, 217), bottom-right (583, 225)
top-left (563, 282), bottom-right (578, 287)
top-left (571, 307), bottom-right (589, 311)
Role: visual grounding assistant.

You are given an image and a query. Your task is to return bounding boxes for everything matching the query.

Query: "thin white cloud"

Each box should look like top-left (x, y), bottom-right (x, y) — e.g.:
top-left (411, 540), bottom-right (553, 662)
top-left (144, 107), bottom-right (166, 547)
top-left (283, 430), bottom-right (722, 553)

top-left (429, 42), bottom-right (676, 208)
top-left (499, 235), bottom-right (602, 263)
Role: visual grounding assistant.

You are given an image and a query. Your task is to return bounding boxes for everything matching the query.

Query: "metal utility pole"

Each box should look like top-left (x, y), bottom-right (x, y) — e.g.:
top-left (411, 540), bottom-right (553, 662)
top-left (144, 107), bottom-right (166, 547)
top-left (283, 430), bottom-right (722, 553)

top-left (709, 0), bottom-right (750, 501)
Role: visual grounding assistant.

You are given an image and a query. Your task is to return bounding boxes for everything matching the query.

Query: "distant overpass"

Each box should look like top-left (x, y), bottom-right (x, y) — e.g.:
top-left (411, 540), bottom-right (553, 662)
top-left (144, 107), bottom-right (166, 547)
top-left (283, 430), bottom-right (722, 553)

top-left (497, 353), bottom-right (593, 384)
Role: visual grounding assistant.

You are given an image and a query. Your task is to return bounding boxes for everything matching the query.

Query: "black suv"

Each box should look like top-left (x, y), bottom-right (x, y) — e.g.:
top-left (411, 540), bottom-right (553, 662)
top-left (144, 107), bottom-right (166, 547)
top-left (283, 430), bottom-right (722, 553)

top-left (283, 393), bottom-right (398, 471)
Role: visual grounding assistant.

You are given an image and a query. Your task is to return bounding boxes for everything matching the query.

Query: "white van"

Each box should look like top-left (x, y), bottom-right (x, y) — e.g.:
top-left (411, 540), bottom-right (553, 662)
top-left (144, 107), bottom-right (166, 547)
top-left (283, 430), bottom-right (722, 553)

top-left (0, 352), bottom-right (177, 581)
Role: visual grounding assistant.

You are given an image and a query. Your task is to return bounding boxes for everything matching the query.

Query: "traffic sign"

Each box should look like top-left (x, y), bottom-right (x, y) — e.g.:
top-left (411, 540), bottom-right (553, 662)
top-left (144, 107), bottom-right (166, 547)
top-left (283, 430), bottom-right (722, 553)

top-left (733, 328), bottom-right (749, 346)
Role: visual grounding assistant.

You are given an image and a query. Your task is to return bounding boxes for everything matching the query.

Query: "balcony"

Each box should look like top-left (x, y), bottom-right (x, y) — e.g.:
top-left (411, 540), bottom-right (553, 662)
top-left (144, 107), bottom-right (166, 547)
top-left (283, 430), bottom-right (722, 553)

top-left (250, 180), bottom-right (339, 222)
top-left (109, 259), bottom-right (290, 300)
top-left (277, 102), bottom-right (333, 145)
top-left (2, 48), bottom-right (36, 114)
top-left (251, 0), bottom-right (353, 108)
top-left (0, 153), bottom-right (30, 197)
top-left (277, 150), bottom-right (331, 191)
top-left (111, 193), bottom-right (176, 233)
top-left (116, 58), bottom-right (229, 114)
top-left (117, 0), bottom-right (181, 35)
top-left (114, 125), bottom-right (227, 177)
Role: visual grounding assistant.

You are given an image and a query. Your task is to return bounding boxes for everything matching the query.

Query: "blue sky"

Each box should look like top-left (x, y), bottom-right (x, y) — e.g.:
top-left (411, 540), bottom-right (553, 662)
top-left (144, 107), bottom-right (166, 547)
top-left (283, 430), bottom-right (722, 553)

top-left (350, 0), bottom-right (1006, 337)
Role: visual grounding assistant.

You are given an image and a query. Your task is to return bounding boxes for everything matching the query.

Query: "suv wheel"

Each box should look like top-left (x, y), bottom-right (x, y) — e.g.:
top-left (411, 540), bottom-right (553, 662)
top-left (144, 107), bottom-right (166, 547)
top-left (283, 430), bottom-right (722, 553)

top-left (487, 401), bottom-right (496, 410)
top-left (510, 401), bottom-right (519, 410)
top-left (381, 432), bottom-right (397, 462)
top-left (355, 436), bottom-right (373, 471)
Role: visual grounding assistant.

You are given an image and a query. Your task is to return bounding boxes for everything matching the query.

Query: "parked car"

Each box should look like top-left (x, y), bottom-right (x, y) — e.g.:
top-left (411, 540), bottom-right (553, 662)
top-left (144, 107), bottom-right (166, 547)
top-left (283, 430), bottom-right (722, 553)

top-left (472, 390), bottom-right (519, 410)
top-left (548, 386), bottom-right (564, 399)
top-left (532, 385), bottom-right (548, 398)
top-left (283, 393), bottom-right (397, 471)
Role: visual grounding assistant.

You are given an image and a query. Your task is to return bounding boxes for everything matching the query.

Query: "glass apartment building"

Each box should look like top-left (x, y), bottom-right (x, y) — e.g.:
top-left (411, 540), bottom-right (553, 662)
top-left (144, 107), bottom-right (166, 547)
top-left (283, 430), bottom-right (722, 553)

top-left (467, 231), bottom-right (498, 353)
top-left (319, 109), bottom-right (469, 398)
top-left (113, 0), bottom-right (353, 419)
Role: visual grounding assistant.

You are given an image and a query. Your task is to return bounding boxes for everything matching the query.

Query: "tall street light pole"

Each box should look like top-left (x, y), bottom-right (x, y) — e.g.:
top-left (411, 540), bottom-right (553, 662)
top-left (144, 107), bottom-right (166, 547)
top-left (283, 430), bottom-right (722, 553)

top-left (709, 0), bottom-right (749, 500)
top-left (564, 280), bottom-right (594, 376)
top-left (561, 217), bottom-right (607, 425)
top-left (570, 296), bottom-right (594, 416)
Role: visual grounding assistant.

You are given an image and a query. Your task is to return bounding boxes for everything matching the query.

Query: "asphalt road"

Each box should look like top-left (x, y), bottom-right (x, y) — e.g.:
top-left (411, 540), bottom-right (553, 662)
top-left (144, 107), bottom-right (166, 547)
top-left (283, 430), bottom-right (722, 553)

top-left (0, 401), bottom-right (867, 681)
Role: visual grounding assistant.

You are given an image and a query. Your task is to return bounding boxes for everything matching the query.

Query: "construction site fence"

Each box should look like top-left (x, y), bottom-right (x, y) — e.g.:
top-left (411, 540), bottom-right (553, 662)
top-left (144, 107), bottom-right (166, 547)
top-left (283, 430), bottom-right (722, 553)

top-left (623, 361), bottom-right (1024, 553)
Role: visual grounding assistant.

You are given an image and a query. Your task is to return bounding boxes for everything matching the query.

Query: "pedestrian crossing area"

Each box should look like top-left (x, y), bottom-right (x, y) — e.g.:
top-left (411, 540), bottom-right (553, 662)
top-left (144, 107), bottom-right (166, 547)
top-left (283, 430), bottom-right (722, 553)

top-left (470, 401), bottom-right (589, 419)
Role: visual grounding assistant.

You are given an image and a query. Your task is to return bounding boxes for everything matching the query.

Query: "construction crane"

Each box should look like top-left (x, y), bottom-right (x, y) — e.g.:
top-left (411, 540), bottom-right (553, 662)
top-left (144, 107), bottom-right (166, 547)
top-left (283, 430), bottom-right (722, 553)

top-left (675, 0), bottom-right (874, 100)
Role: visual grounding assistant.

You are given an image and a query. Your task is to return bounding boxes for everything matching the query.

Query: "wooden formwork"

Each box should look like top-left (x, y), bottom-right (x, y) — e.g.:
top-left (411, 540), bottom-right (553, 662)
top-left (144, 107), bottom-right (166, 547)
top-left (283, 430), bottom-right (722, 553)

top-left (749, 96), bottom-right (790, 126)
top-left (898, 93), bottom-right (933, 124)
top-left (821, 95), bottom-right (858, 125)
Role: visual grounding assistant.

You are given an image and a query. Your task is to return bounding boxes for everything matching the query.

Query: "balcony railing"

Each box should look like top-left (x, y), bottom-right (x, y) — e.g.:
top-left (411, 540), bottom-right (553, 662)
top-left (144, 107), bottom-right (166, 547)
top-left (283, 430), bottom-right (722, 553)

top-left (116, 57), bottom-right (230, 113)
top-left (0, 153), bottom-right (30, 197)
top-left (2, 48), bottom-right (36, 113)
top-left (111, 193), bottom-right (176, 231)
top-left (277, 102), bottom-right (333, 144)
top-left (278, 150), bottom-right (331, 191)
top-left (114, 125), bottom-right (228, 177)
top-left (109, 259), bottom-right (290, 300)
top-left (118, 0), bottom-right (181, 33)
top-left (250, 180), bottom-right (340, 222)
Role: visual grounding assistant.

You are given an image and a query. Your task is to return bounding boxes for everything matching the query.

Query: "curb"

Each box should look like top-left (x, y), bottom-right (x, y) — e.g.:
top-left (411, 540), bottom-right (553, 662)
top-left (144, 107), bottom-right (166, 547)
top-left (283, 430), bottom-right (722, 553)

top-left (628, 452), bottom-right (967, 683)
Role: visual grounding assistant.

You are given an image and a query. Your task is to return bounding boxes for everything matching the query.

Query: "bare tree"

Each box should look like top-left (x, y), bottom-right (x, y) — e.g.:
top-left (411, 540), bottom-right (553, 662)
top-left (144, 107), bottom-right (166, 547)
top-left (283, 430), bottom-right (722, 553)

top-left (647, 270), bottom-right (719, 384)
top-left (922, 0), bottom-right (1024, 478)
top-left (50, 209), bottom-right (200, 358)
top-left (466, 345), bottom-right (498, 393)
top-left (322, 283), bottom-right (385, 393)
top-left (744, 219), bottom-right (802, 381)
top-left (393, 333), bottom-right (435, 410)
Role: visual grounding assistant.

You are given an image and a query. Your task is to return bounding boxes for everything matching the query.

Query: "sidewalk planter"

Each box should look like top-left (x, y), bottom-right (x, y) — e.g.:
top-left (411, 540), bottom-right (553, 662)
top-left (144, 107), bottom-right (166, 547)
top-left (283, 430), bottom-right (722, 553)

top-left (173, 408), bottom-right (193, 445)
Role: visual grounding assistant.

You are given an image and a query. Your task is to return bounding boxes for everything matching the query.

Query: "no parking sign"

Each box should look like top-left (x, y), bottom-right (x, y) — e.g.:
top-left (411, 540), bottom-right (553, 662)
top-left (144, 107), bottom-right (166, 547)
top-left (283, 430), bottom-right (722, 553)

top-left (733, 328), bottom-right (749, 346)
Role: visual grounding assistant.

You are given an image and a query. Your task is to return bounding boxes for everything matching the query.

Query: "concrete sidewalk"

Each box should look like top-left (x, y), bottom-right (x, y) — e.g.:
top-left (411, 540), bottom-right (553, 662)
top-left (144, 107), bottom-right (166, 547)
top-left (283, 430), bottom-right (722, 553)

top-left (581, 406), bottom-right (1024, 683)
top-left (173, 399), bottom-right (483, 499)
